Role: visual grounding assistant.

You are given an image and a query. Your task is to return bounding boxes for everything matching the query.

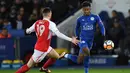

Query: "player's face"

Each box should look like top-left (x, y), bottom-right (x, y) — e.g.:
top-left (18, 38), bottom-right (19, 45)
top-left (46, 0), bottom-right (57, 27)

top-left (82, 7), bottom-right (91, 15)
top-left (2, 30), bottom-right (8, 36)
top-left (49, 11), bottom-right (52, 19)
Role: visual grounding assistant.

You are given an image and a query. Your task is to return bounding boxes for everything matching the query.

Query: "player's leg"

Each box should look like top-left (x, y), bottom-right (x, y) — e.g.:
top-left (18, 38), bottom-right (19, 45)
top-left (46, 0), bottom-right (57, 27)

top-left (40, 47), bottom-right (65, 73)
top-left (65, 42), bottom-right (90, 73)
top-left (16, 55), bottom-right (35, 73)
top-left (82, 47), bottom-right (90, 73)
top-left (64, 54), bottom-right (78, 63)
top-left (64, 43), bottom-right (88, 64)
top-left (15, 64), bottom-right (30, 73)
top-left (84, 55), bottom-right (90, 73)
top-left (77, 43), bottom-right (90, 64)
top-left (47, 48), bottom-right (65, 59)
top-left (43, 51), bottom-right (65, 68)
top-left (64, 52), bottom-right (84, 64)
top-left (65, 47), bottom-right (90, 73)
top-left (83, 41), bottom-right (92, 73)
top-left (16, 49), bottom-right (47, 73)
top-left (44, 48), bottom-right (66, 67)
top-left (39, 58), bottom-right (55, 73)
top-left (40, 52), bottom-right (65, 73)
top-left (64, 43), bottom-right (80, 64)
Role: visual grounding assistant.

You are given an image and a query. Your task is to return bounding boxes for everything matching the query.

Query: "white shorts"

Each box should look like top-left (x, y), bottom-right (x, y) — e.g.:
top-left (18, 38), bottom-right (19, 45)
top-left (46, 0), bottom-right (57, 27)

top-left (32, 46), bottom-right (52, 63)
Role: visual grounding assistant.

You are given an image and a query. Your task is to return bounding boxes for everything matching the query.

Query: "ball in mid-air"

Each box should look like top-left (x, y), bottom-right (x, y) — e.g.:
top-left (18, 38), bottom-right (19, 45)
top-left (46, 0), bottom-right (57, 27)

top-left (103, 40), bottom-right (114, 50)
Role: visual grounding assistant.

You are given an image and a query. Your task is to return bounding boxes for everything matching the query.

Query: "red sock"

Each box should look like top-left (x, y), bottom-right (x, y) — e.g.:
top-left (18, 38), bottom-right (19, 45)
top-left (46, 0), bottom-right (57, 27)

top-left (16, 64), bottom-right (30, 73)
top-left (43, 58), bottom-right (56, 69)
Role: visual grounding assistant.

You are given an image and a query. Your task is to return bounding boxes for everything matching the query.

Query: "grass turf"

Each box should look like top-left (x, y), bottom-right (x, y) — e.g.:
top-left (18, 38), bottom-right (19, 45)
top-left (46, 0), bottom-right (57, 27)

top-left (0, 68), bottom-right (130, 73)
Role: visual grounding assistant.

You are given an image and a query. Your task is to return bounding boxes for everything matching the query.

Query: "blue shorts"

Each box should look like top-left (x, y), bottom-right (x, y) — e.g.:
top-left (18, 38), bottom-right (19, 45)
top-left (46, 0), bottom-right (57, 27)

top-left (78, 39), bottom-right (93, 54)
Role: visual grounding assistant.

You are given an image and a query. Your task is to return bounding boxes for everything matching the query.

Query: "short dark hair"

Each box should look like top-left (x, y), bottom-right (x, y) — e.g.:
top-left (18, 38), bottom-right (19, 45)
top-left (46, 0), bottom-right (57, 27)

top-left (112, 10), bottom-right (117, 13)
top-left (42, 7), bottom-right (51, 16)
top-left (81, 1), bottom-right (91, 7)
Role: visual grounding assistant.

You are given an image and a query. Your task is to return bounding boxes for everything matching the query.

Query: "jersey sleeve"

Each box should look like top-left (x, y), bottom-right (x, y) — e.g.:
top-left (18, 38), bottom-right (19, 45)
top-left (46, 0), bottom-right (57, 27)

top-left (26, 21), bottom-right (36, 34)
top-left (96, 15), bottom-right (105, 36)
top-left (49, 22), bottom-right (58, 33)
top-left (49, 22), bottom-right (72, 42)
top-left (75, 18), bottom-right (81, 38)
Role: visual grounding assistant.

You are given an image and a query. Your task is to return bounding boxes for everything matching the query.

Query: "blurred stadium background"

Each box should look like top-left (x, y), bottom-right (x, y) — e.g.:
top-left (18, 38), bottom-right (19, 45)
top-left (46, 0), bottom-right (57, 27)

top-left (0, 0), bottom-right (130, 73)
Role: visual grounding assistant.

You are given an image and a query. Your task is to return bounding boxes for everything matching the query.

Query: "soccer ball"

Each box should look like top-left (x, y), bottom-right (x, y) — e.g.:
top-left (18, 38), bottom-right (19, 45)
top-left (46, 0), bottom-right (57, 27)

top-left (103, 40), bottom-right (114, 50)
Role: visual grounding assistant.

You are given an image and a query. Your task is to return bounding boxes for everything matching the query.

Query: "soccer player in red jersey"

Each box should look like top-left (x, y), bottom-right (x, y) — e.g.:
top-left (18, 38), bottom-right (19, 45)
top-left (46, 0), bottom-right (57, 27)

top-left (15, 7), bottom-right (79, 73)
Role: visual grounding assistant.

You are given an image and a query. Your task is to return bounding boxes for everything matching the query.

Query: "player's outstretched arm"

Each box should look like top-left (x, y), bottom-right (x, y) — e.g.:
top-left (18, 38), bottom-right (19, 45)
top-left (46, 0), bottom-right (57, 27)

top-left (96, 15), bottom-right (106, 41)
top-left (49, 22), bottom-right (79, 45)
top-left (75, 18), bottom-right (81, 38)
top-left (54, 30), bottom-right (79, 45)
top-left (26, 22), bottom-right (36, 34)
top-left (96, 15), bottom-right (105, 36)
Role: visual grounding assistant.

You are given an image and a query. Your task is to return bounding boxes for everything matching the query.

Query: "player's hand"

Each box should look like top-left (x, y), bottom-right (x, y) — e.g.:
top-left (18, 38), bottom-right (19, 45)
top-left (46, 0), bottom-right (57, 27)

top-left (26, 28), bottom-right (31, 34)
top-left (71, 37), bottom-right (80, 45)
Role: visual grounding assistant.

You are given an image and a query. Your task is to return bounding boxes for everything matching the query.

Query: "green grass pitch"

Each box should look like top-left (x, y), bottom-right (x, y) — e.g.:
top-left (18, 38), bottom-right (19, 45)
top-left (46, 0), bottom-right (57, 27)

top-left (0, 68), bottom-right (130, 73)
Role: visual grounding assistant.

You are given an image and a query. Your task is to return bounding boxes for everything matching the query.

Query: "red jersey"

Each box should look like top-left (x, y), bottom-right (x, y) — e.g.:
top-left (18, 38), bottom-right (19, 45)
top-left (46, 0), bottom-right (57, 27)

top-left (27, 18), bottom-right (72, 52)
top-left (34, 20), bottom-right (52, 52)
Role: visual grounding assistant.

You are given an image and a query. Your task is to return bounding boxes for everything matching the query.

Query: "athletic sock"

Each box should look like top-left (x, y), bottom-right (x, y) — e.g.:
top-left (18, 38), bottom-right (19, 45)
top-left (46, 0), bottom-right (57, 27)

top-left (84, 56), bottom-right (89, 73)
top-left (15, 64), bottom-right (30, 73)
top-left (64, 54), bottom-right (78, 63)
top-left (43, 58), bottom-right (56, 69)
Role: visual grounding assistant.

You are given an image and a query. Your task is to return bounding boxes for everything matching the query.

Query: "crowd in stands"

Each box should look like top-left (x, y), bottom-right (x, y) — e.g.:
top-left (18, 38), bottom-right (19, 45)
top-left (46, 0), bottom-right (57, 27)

top-left (0, 0), bottom-right (83, 30)
top-left (93, 9), bottom-right (130, 55)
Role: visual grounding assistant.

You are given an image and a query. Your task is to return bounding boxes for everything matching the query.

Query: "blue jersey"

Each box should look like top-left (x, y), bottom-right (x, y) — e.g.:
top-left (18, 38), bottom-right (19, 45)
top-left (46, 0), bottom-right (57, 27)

top-left (76, 14), bottom-right (105, 40)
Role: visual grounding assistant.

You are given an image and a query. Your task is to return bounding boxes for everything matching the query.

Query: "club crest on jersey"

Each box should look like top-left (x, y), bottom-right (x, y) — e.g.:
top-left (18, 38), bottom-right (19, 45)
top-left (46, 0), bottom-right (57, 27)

top-left (90, 17), bottom-right (94, 21)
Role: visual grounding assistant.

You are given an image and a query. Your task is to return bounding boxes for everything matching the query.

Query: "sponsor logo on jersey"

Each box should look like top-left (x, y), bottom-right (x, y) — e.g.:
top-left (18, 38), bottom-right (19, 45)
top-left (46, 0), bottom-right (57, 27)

top-left (83, 24), bottom-right (93, 30)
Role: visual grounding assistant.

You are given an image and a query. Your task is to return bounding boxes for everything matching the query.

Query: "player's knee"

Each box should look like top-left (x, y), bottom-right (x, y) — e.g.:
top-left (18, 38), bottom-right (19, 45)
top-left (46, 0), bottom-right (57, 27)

top-left (77, 59), bottom-right (83, 64)
top-left (84, 53), bottom-right (90, 56)
top-left (83, 48), bottom-right (90, 56)
top-left (53, 55), bottom-right (60, 59)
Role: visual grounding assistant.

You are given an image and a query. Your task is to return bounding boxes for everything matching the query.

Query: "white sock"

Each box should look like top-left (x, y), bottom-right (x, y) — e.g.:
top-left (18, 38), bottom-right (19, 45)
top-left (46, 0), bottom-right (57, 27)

top-left (64, 54), bottom-right (69, 58)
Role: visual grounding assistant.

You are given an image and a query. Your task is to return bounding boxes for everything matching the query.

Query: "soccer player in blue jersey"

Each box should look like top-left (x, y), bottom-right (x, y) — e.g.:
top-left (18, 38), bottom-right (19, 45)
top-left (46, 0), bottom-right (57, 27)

top-left (64, 1), bottom-right (105, 73)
